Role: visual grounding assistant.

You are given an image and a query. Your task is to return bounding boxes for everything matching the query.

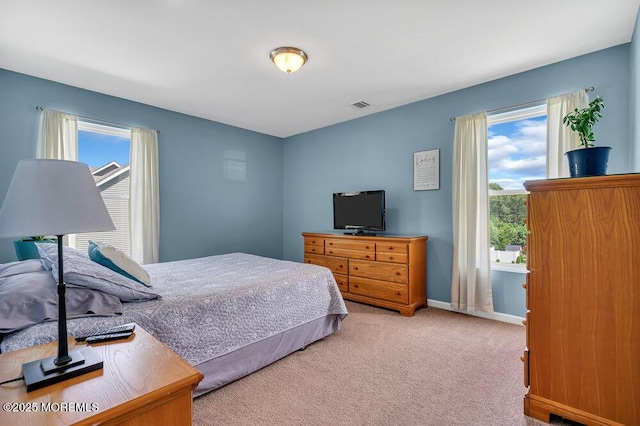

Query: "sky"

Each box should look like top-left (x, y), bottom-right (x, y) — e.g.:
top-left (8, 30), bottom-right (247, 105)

top-left (488, 115), bottom-right (547, 190)
top-left (78, 130), bottom-right (130, 167)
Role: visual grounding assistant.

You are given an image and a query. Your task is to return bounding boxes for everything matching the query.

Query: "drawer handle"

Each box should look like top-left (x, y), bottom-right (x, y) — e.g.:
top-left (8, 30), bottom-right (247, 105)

top-left (339, 265), bottom-right (344, 268)
top-left (329, 242), bottom-right (334, 246)
top-left (365, 255), bottom-right (370, 259)
top-left (354, 267), bottom-right (358, 270)
top-left (353, 284), bottom-right (358, 288)
top-left (388, 247), bottom-right (394, 250)
top-left (365, 246), bottom-right (370, 249)
top-left (389, 256), bottom-right (394, 260)
top-left (395, 291), bottom-right (400, 296)
top-left (395, 272), bottom-right (400, 276)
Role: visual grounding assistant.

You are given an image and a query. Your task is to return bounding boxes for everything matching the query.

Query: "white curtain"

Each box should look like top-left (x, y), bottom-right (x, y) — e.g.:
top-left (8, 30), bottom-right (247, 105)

top-left (36, 109), bottom-right (78, 161)
top-left (130, 127), bottom-right (159, 264)
top-left (451, 112), bottom-right (493, 313)
top-left (36, 109), bottom-right (79, 247)
top-left (546, 89), bottom-right (589, 178)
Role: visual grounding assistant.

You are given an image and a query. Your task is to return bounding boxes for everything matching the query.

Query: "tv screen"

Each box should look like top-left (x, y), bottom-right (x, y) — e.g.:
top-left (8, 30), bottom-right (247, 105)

top-left (333, 190), bottom-right (385, 234)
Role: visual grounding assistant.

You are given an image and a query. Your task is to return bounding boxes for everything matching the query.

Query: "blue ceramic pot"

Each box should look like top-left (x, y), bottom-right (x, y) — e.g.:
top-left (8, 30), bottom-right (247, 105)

top-left (565, 146), bottom-right (611, 177)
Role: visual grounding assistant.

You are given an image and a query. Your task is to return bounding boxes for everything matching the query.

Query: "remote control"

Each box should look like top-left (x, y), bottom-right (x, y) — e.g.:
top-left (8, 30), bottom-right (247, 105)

top-left (75, 323), bottom-right (136, 341)
top-left (85, 331), bottom-right (134, 344)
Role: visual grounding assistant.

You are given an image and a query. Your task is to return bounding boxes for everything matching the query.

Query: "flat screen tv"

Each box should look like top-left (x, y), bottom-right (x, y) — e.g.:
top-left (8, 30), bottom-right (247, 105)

top-left (333, 190), bottom-right (385, 235)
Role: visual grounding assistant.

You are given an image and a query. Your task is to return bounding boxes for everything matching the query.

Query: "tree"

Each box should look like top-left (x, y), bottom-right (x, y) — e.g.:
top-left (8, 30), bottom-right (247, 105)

top-left (489, 183), bottom-right (527, 250)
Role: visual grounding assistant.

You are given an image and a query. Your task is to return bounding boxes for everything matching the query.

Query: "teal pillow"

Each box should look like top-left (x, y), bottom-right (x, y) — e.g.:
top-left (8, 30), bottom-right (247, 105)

top-left (88, 241), bottom-right (151, 287)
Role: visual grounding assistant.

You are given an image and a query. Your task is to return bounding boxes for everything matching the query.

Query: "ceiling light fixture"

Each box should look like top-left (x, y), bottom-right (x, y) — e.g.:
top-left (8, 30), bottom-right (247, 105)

top-left (270, 46), bottom-right (308, 74)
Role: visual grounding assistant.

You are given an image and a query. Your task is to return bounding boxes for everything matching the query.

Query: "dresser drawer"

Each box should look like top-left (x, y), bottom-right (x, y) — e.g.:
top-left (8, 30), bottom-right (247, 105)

top-left (334, 274), bottom-right (348, 292)
top-left (375, 252), bottom-right (407, 264)
top-left (325, 247), bottom-right (374, 260)
top-left (350, 276), bottom-right (408, 304)
top-left (376, 242), bottom-right (408, 254)
top-left (304, 253), bottom-right (326, 267)
top-left (304, 244), bottom-right (324, 255)
top-left (349, 259), bottom-right (408, 284)
top-left (325, 238), bottom-right (375, 252)
top-left (325, 256), bottom-right (348, 275)
top-left (304, 237), bottom-right (325, 246)
top-left (304, 254), bottom-right (348, 275)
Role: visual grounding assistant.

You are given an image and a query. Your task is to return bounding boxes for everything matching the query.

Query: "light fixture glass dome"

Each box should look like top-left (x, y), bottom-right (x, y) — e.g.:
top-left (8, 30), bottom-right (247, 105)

top-left (270, 47), bottom-right (308, 74)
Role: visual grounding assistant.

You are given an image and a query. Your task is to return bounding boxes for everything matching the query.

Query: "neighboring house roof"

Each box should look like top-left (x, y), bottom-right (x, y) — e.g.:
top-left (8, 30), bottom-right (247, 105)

top-left (92, 161), bottom-right (121, 176)
top-left (92, 162), bottom-right (130, 187)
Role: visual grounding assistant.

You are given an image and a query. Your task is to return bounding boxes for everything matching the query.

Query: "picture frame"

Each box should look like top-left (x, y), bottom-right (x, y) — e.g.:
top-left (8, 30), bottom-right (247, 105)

top-left (414, 149), bottom-right (440, 191)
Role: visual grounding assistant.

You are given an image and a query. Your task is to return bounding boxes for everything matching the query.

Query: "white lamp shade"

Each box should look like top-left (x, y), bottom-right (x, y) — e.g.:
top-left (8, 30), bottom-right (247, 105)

top-left (0, 159), bottom-right (115, 238)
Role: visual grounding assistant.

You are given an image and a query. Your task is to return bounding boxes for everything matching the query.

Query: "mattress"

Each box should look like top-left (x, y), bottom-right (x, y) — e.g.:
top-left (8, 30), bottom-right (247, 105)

top-left (1, 252), bottom-right (348, 395)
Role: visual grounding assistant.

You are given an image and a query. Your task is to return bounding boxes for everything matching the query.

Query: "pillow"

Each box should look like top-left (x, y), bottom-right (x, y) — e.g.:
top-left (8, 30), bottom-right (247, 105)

top-left (0, 270), bottom-right (123, 334)
top-left (36, 244), bottom-right (160, 302)
top-left (36, 243), bottom-right (86, 271)
top-left (0, 259), bottom-right (45, 279)
top-left (88, 241), bottom-right (151, 287)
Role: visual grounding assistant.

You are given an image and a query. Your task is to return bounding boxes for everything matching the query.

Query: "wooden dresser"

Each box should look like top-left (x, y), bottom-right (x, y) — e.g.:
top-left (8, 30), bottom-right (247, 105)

top-left (302, 232), bottom-right (428, 316)
top-left (522, 174), bottom-right (640, 425)
top-left (0, 325), bottom-right (204, 425)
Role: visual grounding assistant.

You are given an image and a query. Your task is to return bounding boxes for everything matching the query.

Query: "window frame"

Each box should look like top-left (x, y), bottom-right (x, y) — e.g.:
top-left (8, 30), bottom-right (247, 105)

top-left (73, 120), bottom-right (132, 256)
top-left (487, 103), bottom-right (546, 273)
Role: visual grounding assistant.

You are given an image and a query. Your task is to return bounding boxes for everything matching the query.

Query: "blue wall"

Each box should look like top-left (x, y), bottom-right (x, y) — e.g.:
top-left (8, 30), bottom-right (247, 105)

top-left (632, 10), bottom-right (640, 171)
top-left (0, 69), bottom-right (284, 263)
top-left (282, 45), bottom-right (631, 315)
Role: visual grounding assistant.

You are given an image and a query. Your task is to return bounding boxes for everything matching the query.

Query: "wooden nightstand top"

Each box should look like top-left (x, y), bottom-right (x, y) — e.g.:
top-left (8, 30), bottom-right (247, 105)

top-left (0, 325), bottom-right (204, 425)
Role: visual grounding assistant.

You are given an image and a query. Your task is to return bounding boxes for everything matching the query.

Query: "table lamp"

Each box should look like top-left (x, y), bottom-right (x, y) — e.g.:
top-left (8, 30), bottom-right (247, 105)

top-left (0, 159), bottom-right (115, 391)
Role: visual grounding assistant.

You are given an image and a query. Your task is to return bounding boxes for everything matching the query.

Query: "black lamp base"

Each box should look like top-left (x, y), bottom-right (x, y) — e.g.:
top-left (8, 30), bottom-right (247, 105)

top-left (23, 347), bottom-right (103, 392)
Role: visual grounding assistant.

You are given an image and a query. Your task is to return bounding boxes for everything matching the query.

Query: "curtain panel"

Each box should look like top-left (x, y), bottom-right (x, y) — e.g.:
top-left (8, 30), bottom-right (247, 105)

top-left (36, 109), bottom-right (78, 161)
top-left (36, 109), bottom-right (79, 247)
top-left (451, 112), bottom-right (493, 313)
top-left (546, 89), bottom-right (589, 178)
top-left (130, 127), bottom-right (159, 265)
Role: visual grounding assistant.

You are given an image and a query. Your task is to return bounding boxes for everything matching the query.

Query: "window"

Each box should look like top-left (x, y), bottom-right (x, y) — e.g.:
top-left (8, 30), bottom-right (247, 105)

top-left (72, 121), bottom-right (132, 256)
top-left (487, 104), bottom-right (546, 271)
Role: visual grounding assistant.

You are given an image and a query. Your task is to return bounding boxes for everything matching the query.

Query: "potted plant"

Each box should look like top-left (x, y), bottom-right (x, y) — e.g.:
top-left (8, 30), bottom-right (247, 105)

top-left (13, 236), bottom-right (56, 260)
top-left (562, 96), bottom-right (611, 177)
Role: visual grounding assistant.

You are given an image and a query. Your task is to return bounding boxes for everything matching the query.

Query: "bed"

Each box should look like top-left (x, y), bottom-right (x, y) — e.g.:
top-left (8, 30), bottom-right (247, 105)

top-left (0, 251), bottom-right (348, 397)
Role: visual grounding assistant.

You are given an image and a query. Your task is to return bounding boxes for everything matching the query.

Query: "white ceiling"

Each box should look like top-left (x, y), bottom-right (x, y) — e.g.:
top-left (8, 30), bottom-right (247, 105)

top-left (1, 1), bottom-right (638, 138)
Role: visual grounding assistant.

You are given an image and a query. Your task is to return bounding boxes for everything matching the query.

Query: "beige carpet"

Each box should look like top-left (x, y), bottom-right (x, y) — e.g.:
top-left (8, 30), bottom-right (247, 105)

top-left (193, 301), bottom-right (557, 426)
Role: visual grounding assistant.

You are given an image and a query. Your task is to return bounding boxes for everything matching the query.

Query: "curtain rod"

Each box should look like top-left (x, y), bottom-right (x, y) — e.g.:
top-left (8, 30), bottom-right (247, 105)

top-left (35, 106), bottom-right (160, 134)
top-left (449, 86), bottom-right (595, 122)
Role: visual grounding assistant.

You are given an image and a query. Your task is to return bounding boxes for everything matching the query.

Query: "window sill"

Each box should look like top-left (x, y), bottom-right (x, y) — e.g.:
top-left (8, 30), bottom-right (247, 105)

top-left (491, 262), bottom-right (527, 273)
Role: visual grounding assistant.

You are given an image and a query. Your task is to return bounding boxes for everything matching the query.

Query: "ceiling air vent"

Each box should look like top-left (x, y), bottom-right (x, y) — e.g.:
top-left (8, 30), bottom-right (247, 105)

top-left (350, 100), bottom-right (370, 109)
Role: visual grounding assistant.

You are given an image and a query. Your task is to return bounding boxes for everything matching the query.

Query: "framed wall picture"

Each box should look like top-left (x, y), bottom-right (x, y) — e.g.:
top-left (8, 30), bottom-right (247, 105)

top-left (414, 149), bottom-right (440, 190)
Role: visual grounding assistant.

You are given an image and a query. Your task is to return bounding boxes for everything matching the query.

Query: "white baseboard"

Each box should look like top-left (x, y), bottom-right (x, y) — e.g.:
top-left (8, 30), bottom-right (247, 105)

top-left (427, 299), bottom-right (525, 326)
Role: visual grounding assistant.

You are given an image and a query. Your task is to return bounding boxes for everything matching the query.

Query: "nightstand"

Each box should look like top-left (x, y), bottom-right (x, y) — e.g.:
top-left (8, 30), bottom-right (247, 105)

top-left (0, 324), bottom-right (204, 425)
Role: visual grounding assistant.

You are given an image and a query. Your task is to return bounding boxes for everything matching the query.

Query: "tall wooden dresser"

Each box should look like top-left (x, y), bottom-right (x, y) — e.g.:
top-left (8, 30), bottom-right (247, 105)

top-left (302, 232), bottom-right (427, 316)
top-left (522, 174), bottom-right (640, 425)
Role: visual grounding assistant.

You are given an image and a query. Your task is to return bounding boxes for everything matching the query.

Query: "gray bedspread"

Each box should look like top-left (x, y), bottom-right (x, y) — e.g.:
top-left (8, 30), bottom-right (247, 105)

top-left (1, 253), bottom-right (348, 366)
